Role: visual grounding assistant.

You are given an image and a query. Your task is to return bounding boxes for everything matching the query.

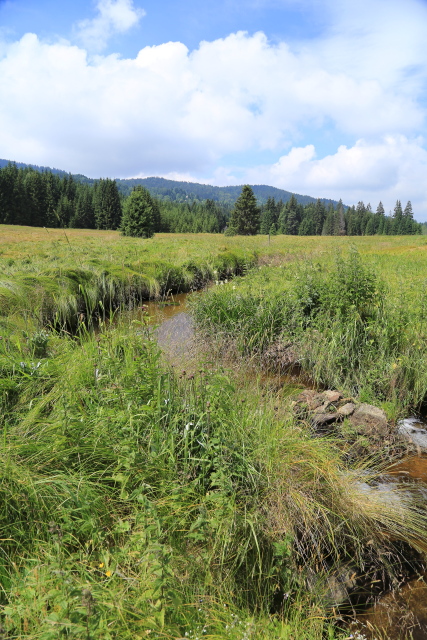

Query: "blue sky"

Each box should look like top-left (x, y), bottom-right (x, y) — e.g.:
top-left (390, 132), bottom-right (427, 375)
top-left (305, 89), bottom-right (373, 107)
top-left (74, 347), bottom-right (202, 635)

top-left (1, 0), bottom-right (427, 217)
top-left (0, 0), bottom-right (327, 54)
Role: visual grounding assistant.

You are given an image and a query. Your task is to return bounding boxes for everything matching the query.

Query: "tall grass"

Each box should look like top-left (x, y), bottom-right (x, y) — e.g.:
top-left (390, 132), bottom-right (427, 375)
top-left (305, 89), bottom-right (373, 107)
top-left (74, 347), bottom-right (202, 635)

top-left (3, 229), bottom-right (427, 637)
top-left (0, 230), bottom-right (260, 330)
top-left (0, 314), bottom-right (427, 638)
top-left (191, 249), bottom-right (427, 412)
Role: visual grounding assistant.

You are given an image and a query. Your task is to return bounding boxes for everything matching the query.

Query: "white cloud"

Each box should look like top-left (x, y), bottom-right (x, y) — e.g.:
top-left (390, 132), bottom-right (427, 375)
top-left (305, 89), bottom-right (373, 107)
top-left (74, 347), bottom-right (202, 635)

top-left (0, 0), bottom-right (427, 217)
top-left (1, 30), bottom-right (423, 168)
top-left (237, 136), bottom-right (427, 215)
top-left (75, 0), bottom-right (145, 52)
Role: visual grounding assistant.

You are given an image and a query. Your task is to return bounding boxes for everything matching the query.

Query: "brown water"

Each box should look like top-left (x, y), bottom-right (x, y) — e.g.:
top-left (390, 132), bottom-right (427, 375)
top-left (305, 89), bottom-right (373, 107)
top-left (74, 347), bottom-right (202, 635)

top-left (353, 574), bottom-right (427, 639)
top-left (351, 454), bottom-right (427, 639)
top-left (389, 455), bottom-right (427, 483)
top-left (134, 292), bottom-right (189, 324)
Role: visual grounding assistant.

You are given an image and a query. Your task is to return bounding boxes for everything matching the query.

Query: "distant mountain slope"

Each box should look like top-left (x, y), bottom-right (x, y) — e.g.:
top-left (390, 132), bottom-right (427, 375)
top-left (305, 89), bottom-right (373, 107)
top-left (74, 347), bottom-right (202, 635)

top-left (0, 159), bottom-right (339, 207)
top-left (0, 158), bottom-right (70, 176)
top-left (113, 177), bottom-right (340, 207)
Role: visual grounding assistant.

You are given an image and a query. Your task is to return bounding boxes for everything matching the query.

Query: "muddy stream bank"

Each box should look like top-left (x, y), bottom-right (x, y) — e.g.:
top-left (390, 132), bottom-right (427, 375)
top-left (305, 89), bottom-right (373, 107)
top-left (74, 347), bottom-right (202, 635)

top-left (137, 291), bottom-right (427, 639)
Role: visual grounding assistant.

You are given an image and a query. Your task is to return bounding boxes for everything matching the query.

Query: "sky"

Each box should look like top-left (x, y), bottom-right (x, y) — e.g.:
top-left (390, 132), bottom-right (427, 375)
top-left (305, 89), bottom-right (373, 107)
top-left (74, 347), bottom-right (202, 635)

top-left (1, 0), bottom-right (427, 218)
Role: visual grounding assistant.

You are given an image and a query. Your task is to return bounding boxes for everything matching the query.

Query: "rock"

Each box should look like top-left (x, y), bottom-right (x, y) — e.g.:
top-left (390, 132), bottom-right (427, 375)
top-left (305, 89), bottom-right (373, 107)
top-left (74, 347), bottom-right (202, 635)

top-left (398, 418), bottom-right (427, 452)
top-left (313, 401), bottom-right (333, 414)
top-left (312, 412), bottom-right (339, 427)
top-left (323, 390), bottom-right (342, 403)
top-left (350, 403), bottom-right (388, 436)
top-left (324, 566), bottom-right (359, 606)
top-left (337, 397), bottom-right (354, 407)
top-left (294, 392), bottom-right (391, 441)
top-left (337, 402), bottom-right (356, 417)
top-left (307, 394), bottom-right (326, 411)
top-left (294, 390), bottom-right (325, 411)
top-left (306, 565), bottom-right (358, 607)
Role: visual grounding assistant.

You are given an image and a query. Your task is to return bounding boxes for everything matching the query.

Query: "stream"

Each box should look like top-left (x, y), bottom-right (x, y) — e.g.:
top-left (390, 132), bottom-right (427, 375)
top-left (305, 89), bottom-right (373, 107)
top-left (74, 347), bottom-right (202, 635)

top-left (141, 292), bottom-right (427, 639)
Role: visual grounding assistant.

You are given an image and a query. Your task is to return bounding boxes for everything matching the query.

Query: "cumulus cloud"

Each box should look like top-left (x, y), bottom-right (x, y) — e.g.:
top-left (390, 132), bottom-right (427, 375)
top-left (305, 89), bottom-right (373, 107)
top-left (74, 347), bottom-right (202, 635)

top-left (237, 136), bottom-right (427, 214)
top-left (0, 31), bottom-right (424, 170)
top-left (0, 0), bottom-right (427, 216)
top-left (75, 0), bottom-right (145, 52)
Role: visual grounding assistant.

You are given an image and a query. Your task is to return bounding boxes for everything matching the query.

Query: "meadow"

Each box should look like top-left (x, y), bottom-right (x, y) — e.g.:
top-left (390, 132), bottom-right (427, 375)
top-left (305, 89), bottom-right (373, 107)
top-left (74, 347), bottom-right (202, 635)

top-left (2, 226), bottom-right (427, 639)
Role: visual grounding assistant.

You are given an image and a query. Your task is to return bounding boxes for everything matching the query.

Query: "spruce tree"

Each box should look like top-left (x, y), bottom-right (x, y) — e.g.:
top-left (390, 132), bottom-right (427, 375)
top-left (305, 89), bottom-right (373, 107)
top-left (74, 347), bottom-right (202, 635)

top-left (70, 186), bottom-right (96, 229)
top-left (285, 194), bottom-right (300, 235)
top-left (0, 162), bottom-right (18, 224)
top-left (45, 172), bottom-right (60, 227)
top-left (277, 203), bottom-right (287, 234)
top-left (260, 197), bottom-right (275, 234)
top-left (121, 186), bottom-right (156, 238)
top-left (402, 201), bottom-right (414, 234)
top-left (24, 170), bottom-right (46, 227)
top-left (56, 195), bottom-right (74, 227)
top-left (312, 199), bottom-right (326, 235)
top-left (333, 200), bottom-right (346, 235)
top-left (228, 185), bottom-right (260, 235)
top-left (322, 205), bottom-right (335, 235)
top-left (94, 178), bottom-right (122, 230)
top-left (392, 200), bottom-right (403, 234)
top-left (365, 217), bottom-right (376, 235)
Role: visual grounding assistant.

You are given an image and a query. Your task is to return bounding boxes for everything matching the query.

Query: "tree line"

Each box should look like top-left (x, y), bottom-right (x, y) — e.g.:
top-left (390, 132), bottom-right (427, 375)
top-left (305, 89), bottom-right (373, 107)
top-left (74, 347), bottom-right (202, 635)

top-left (228, 186), bottom-right (421, 236)
top-left (0, 164), bottom-right (421, 236)
top-left (0, 164), bottom-right (225, 234)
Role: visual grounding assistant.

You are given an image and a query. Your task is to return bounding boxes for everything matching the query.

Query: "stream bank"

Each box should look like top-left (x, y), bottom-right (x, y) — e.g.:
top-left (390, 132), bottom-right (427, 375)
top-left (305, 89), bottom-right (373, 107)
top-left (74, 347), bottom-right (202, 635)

top-left (147, 292), bottom-right (427, 640)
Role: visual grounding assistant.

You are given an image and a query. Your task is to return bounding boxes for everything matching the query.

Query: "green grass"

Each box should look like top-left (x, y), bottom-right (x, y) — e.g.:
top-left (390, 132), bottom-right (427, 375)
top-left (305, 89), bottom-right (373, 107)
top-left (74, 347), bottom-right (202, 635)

top-left (191, 247), bottom-right (427, 413)
top-left (0, 229), bottom-right (265, 330)
top-left (2, 319), bottom-right (427, 638)
top-left (3, 228), bottom-right (427, 638)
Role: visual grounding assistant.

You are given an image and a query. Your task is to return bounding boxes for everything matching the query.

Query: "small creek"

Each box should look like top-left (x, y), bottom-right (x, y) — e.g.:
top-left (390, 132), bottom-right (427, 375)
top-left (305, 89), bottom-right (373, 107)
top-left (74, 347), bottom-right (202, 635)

top-left (134, 292), bottom-right (196, 360)
top-left (352, 452), bottom-right (427, 639)
top-left (137, 292), bottom-right (427, 639)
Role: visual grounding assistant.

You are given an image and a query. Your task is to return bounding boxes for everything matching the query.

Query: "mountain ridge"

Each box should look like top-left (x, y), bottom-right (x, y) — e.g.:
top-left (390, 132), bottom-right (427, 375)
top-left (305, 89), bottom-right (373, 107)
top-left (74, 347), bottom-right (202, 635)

top-left (0, 158), bottom-right (340, 208)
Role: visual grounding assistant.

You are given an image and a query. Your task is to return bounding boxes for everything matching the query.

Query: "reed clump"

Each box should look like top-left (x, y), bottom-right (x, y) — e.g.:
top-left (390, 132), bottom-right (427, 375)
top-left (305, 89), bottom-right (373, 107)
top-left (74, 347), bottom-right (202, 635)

top-left (0, 315), bottom-right (426, 638)
top-left (191, 248), bottom-right (427, 413)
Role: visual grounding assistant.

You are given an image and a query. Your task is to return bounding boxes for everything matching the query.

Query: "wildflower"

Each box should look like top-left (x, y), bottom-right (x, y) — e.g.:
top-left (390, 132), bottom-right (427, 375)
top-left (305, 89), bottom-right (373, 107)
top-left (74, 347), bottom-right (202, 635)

top-left (105, 570), bottom-right (112, 577)
top-left (98, 562), bottom-right (104, 568)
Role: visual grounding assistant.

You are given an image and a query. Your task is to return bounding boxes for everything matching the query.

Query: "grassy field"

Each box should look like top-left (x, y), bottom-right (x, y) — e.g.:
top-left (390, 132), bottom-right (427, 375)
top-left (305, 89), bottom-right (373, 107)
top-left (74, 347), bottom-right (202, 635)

top-left (2, 226), bottom-right (427, 639)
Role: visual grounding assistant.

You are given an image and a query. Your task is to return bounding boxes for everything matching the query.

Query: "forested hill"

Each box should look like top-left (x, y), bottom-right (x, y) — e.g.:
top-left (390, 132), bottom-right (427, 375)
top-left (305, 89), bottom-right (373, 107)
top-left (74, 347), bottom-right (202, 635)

top-left (0, 159), bottom-right (69, 177)
top-left (113, 176), bottom-right (338, 208)
top-left (0, 160), bottom-right (420, 235)
top-left (0, 159), bottom-right (338, 208)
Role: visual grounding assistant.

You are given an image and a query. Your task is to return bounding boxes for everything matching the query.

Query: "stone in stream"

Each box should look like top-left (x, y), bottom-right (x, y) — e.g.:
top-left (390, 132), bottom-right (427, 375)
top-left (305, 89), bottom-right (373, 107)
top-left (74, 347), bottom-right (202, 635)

top-left (312, 411), bottom-right (339, 427)
top-left (337, 402), bottom-right (356, 417)
top-left (323, 390), bottom-right (342, 403)
top-left (293, 391), bottom-right (392, 442)
top-left (349, 403), bottom-right (388, 437)
top-left (306, 564), bottom-right (359, 607)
